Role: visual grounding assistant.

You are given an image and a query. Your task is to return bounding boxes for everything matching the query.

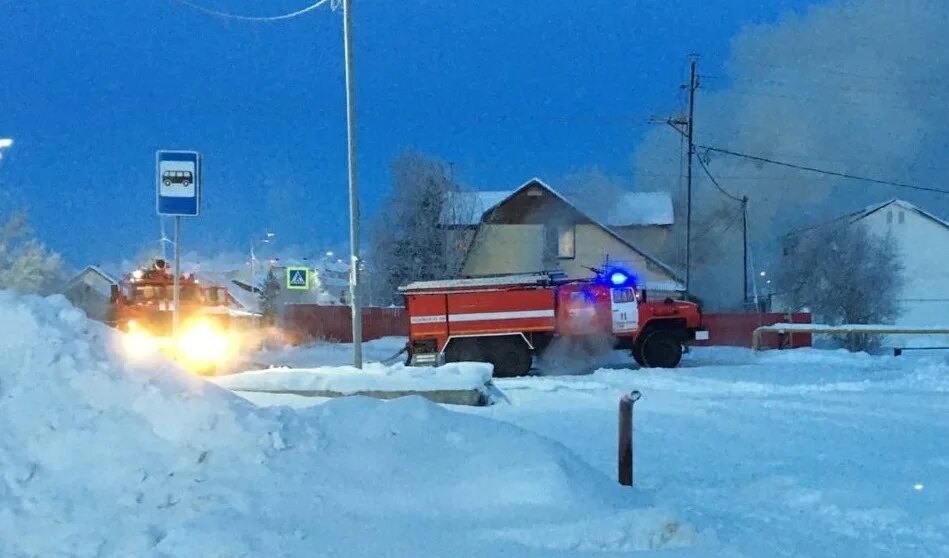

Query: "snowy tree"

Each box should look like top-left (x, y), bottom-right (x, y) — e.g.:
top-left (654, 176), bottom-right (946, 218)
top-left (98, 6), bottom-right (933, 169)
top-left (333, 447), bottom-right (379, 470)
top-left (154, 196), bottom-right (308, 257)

top-left (259, 267), bottom-right (281, 325)
top-left (368, 150), bottom-right (477, 304)
top-left (776, 222), bottom-right (902, 352)
top-left (0, 212), bottom-right (64, 294)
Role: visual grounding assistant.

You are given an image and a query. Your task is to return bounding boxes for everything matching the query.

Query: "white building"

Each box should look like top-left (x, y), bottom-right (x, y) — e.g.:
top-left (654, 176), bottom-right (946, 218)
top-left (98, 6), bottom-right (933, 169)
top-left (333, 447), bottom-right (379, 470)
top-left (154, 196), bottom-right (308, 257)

top-left (785, 199), bottom-right (949, 328)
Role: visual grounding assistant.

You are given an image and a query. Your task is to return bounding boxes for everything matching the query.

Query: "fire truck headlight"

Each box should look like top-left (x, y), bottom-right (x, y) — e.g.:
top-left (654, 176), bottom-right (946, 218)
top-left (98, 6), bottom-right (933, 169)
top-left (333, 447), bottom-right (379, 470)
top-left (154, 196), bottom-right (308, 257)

top-left (610, 271), bottom-right (629, 286)
top-left (123, 330), bottom-right (159, 358)
top-left (176, 321), bottom-right (232, 366)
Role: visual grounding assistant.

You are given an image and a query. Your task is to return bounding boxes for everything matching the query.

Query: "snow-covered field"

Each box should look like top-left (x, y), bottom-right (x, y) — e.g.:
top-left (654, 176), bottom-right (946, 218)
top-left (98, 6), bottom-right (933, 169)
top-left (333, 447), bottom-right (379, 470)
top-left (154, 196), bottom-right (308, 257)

top-left (0, 294), bottom-right (692, 557)
top-left (240, 343), bottom-right (949, 557)
top-left (3, 292), bottom-right (948, 557)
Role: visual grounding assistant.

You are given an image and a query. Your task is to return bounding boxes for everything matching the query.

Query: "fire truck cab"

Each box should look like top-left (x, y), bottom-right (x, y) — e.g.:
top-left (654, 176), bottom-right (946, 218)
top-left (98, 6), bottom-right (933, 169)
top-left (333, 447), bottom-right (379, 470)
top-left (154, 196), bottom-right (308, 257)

top-left (400, 270), bottom-right (706, 377)
top-left (109, 259), bottom-right (244, 372)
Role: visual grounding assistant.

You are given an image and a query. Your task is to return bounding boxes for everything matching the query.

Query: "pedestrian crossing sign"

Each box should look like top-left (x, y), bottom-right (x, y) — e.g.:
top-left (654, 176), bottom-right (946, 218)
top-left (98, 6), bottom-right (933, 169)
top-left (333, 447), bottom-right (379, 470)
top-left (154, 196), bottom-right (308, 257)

top-left (286, 266), bottom-right (310, 290)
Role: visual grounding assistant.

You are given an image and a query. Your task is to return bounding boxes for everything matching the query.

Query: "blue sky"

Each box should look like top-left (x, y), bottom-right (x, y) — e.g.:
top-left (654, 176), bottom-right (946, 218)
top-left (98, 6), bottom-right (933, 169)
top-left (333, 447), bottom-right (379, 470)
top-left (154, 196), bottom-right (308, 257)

top-left (0, 0), bottom-right (816, 268)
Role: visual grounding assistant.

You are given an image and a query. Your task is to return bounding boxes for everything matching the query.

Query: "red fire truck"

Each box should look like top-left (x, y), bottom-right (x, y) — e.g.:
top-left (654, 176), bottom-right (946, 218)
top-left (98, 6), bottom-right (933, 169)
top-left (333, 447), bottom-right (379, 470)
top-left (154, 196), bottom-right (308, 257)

top-left (109, 259), bottom-right (248, 372)
top-left (400, 269), bottom-right (707, 376)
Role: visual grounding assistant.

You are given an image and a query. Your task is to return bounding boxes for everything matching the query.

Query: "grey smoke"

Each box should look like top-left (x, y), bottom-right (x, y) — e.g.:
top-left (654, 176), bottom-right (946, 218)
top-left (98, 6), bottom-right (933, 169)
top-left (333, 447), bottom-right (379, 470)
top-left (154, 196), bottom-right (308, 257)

top-left (632, 0), bottom-right (949, 309)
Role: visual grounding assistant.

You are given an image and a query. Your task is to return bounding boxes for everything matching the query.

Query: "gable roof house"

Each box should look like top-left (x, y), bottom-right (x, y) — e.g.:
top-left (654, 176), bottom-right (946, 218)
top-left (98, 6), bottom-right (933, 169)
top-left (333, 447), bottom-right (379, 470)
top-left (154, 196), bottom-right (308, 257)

top-left (782, 199), bottom-right (949, 329)
top-left (455, 178), bottom-right (683, 293)
top-left (59, 266), bottom-right (118, 323)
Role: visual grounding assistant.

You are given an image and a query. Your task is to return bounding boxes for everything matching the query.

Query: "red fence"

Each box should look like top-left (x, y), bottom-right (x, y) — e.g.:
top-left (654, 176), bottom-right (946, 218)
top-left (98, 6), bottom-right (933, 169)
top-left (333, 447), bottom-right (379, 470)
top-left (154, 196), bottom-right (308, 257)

top-left (696, 312), bottom-right (812, 348)
top-left (283, 305), bottom-right (407, 343)
top-left (283, 305), bottom-right (811, 348)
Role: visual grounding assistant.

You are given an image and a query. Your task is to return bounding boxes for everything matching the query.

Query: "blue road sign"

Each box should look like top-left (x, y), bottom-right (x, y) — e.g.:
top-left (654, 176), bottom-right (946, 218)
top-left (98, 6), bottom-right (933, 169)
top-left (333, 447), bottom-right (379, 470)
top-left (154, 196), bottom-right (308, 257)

top-left (286, 266), bottom-right (310, 290)
top-left (157, 150), bottom-right (201, 216)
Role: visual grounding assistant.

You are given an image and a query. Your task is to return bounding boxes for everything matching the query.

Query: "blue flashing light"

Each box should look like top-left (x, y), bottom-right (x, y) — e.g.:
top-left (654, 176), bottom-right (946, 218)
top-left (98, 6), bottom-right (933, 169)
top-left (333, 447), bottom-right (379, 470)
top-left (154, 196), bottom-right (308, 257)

top-left (610, 271), bottom-right (629, 286)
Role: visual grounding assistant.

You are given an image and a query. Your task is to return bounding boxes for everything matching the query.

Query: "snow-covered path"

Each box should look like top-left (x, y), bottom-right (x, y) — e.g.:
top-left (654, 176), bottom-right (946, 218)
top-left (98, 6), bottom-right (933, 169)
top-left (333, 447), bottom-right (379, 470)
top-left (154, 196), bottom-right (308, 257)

top-left (465, 348), bottom-right (949, 557)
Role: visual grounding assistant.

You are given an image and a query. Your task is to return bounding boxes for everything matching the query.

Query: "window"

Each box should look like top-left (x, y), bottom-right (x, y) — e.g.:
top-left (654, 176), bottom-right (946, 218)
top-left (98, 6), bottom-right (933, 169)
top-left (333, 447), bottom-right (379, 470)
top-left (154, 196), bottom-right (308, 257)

top-left (557, 225), bottom-right (575, 258)
top-left (887, 211), bottom-right (893, 224)
top-left (898, 211), bottom-right (905, 224)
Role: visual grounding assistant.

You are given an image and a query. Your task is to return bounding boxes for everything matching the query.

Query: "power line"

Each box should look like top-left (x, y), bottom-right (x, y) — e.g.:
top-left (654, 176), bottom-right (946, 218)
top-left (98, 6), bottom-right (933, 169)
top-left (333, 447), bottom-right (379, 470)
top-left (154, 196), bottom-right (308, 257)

top-left (168, 0), bottom-right (332, 21)
top-left (696, 155), bottom-right (743, 203)
top-left (697, 145), bottom-right (949, 196)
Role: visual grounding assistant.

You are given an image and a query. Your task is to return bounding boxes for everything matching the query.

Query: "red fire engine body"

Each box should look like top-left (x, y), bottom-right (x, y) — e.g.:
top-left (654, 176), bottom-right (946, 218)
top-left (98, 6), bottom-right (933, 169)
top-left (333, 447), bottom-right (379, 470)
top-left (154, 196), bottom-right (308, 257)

top-left (400, 271), bottom-right (706, 376)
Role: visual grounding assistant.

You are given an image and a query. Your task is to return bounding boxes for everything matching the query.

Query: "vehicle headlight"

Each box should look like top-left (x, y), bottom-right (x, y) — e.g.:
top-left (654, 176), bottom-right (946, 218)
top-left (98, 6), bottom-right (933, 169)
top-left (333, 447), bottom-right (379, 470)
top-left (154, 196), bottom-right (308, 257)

top-left (123, 330), bottom-right (159, 358)
top-left (176, 321), bottom-right (233, 366)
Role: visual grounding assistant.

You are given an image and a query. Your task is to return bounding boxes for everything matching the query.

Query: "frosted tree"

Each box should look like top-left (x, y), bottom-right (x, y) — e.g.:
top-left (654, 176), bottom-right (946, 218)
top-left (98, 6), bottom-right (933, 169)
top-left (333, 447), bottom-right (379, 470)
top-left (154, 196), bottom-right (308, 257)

top-left (0, 212), bottom-right (64, 294)
top-left (259, 267), bottom-right (281, 325)
top-left (368, 150), bottom-right (477, 305)
top-left (776, 222), bottom-right (902, 352)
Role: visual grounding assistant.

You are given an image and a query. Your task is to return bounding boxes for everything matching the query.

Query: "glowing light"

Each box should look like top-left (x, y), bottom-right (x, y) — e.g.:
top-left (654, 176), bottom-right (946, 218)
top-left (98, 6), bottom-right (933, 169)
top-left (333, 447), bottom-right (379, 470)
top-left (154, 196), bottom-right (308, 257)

top-left (610, 271), bottom-right (629, 286)
top-left (0, 138), bottom-right (12, 149)
top-left (176, 321), bottom-right (233, 367)
top-left (914, 483), bottom-right (924, 491)
top-left (122, 331), bottom-right (159, 358)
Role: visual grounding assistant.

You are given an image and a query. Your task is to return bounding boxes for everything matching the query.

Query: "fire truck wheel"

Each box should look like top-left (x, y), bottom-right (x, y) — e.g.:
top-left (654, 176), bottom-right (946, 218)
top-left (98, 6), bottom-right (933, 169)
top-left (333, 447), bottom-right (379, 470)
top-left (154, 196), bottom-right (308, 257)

top-left (631, 342), bottom-right (646, 367)
top-left (640, 331), bottom-right (682, 368)
top-left (488, 337), bottom-right (532, 378)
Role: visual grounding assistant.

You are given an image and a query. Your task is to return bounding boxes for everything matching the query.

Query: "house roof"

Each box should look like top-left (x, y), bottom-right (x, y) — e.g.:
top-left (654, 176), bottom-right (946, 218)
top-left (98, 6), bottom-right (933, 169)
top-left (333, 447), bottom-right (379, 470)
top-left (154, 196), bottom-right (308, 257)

top-left (60, 265), bottom-right (118, 294)
top-left (440, 191), bottom-right (511, 226)
top-left (475, 178), bottom-right (684, 286)
top-left (789, 198), bottom-right (949, 237)
top-left (604, 192), bottom-right (674, 227)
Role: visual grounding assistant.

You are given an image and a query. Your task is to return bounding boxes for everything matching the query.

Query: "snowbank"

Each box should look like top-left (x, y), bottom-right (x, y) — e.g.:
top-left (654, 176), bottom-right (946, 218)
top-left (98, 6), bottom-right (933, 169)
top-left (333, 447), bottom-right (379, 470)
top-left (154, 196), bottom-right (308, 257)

top-left (213, 361), bottom-right (492, 395)
top-left (0, 292), bottom-right (692, 557)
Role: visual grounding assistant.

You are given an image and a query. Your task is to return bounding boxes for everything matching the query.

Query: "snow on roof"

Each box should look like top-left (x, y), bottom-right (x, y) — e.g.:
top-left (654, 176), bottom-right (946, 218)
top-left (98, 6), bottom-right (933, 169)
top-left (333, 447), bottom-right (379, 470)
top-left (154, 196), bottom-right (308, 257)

top-left (790, 198), bottom-right (949, 237)
top-left (440, 191), bottom-right (511, 226)
top-left (194, 271), bottom-right (260, 313)
top-left (400, 273), bottom-right (560, 292)
top-left (60, 265), bottom-right (118, 295)
top-left (605, 192), bottom-right (674, 227)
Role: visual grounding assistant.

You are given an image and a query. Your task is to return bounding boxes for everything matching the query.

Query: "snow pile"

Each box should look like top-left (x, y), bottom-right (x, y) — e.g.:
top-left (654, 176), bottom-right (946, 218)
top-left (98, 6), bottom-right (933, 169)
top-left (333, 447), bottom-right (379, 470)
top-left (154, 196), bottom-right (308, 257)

top-left (214, 361), bottom-right (492, 395)
top-left (0, 292), bottom-right (692, 557)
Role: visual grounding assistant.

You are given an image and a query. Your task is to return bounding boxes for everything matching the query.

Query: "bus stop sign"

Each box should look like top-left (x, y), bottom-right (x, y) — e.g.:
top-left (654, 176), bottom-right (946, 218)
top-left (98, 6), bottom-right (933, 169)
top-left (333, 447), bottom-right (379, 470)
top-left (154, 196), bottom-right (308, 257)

top-left (157, 150), bottom-right (201, 216)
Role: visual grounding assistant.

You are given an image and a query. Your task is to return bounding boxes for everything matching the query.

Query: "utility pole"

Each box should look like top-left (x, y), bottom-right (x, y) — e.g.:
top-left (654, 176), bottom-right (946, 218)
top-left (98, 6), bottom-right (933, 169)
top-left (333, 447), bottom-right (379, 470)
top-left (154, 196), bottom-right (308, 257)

top-left (685, 54), bottom-right (699, 296)
top-left (741, 196), bottom-right (748, 308)
top-left (342, 0), bottom-right (362, 368)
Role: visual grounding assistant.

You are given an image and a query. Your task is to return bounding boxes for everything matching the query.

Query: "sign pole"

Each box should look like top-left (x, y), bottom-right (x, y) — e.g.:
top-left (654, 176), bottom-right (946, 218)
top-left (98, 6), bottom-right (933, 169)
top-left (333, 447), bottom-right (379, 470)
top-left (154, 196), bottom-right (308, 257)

top-left (173, 215), bottom-right (181, 336)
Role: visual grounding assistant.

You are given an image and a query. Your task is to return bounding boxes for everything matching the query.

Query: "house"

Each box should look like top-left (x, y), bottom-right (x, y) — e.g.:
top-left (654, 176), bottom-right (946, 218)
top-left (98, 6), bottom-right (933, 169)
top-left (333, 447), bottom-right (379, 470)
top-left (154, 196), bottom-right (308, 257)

top-left (783, 199), bottom-right (949, 328)
top-left (59, 266), bottom-right (118, 323)
top-left (458, 178), bottom-right (683, 293)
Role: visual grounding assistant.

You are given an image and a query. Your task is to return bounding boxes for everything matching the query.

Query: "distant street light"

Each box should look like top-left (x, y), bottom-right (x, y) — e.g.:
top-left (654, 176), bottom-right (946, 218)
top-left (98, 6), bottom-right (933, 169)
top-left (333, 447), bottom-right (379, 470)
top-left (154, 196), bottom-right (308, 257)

top-left (0, 137), bottom-right (13, 160)
top-left (759, 271), bottom-right (767, 277)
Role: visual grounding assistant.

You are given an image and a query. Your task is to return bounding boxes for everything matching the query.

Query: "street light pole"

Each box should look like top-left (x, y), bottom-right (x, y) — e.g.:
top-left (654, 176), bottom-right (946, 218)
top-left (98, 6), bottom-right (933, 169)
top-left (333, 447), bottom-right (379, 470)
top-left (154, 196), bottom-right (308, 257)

top-left (342, 0), bottom-right (362, 368)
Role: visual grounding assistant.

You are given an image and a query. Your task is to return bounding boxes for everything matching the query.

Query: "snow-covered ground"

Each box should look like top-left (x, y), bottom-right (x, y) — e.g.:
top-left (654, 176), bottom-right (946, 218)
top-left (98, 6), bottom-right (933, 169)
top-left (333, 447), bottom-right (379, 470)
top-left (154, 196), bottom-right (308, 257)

top-left (241, 343), bottom-right (949, 557)
top-left (0, 294), bottom-right (693, 557)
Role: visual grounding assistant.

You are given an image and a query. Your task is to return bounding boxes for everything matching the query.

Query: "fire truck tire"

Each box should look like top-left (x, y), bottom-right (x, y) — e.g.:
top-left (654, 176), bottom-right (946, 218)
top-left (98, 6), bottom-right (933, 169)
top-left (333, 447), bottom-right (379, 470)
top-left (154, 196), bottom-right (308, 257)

top-left (631, 342), bottom-right (646, 367)
top-left (640, 331), bottom-right (682, 368)
top-left (487, 337), bottom-right (532, 378)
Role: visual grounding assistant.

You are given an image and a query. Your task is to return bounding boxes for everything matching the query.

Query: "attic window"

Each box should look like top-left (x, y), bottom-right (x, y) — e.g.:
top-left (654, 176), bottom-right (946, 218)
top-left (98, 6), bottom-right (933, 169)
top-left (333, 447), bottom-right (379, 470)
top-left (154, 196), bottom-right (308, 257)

top-left (887, 211), bottom-right (893, 224)
top-left (898, 211), bottom-right (905, 224)
top-left (527, 186), bottom-right (543, 197)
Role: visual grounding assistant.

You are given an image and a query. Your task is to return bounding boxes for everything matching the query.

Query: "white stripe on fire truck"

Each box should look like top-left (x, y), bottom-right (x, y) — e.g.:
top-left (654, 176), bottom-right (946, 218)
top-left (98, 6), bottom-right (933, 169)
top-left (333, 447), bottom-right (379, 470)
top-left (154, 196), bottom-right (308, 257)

top-left (410, 315), bottom-right (448, 324)
top-left (447, 309), bottom-right (555, 323)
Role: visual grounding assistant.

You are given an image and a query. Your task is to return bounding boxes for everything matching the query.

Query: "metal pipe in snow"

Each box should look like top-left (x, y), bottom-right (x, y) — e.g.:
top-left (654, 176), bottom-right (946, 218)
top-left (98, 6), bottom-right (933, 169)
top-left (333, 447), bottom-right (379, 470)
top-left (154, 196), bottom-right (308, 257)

top-left (618, 390), bottom-right (642, 486)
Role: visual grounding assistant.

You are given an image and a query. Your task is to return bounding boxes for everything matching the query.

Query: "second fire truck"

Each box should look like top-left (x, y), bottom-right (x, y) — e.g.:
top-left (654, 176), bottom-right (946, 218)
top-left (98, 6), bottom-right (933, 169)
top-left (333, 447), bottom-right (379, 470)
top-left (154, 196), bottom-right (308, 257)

top-left (400, 268), bottom-right (707, 376)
